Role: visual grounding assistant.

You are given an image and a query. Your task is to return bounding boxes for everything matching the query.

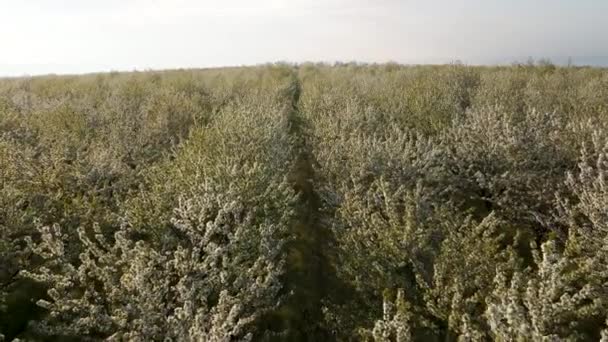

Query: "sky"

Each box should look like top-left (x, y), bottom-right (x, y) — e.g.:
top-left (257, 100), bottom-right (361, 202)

top-left (1, 0), bottom-right (607, 76)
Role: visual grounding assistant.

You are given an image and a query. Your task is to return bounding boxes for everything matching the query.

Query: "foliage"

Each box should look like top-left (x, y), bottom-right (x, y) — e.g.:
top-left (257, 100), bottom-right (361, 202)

top-left (2, 63), bottom-right (608, 340)
top-left (23, 181), bottom-right (294, 340)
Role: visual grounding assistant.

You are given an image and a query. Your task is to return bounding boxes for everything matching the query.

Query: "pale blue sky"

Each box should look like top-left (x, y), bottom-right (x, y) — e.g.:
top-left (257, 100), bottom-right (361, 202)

top-left (1, 0), bottom-right (607, 76)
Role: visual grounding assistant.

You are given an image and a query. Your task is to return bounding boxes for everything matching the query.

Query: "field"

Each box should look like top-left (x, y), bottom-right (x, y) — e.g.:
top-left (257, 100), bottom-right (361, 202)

top-left (1, 62), bottom-right (608, 341)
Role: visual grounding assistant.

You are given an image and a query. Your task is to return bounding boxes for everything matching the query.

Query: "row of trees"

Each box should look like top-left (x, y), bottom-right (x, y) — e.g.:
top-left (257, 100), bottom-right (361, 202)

top-left (299, 63), bottom-right (608, 340)
top-left (1, 66), bottom-right (302, 340)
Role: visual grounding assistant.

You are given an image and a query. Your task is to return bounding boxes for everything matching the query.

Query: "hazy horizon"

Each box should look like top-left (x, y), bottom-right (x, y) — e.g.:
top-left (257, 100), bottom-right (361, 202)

top-left (2, 0), bottom-right (608, 76)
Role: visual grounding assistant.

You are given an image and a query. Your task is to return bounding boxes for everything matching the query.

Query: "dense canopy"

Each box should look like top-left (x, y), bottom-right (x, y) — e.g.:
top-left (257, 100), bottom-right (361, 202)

top-left (1, 62), bottom-right (608, 341)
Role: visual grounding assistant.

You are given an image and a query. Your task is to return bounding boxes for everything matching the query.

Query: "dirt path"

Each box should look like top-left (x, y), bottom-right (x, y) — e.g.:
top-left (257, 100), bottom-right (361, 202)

top-left (260, 72), bottom-right (335, 341)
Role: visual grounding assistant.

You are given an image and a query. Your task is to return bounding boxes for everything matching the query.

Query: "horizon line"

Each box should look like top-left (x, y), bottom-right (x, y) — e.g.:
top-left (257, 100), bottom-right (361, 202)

top-left (2, 57), bottom-right (608, 79)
